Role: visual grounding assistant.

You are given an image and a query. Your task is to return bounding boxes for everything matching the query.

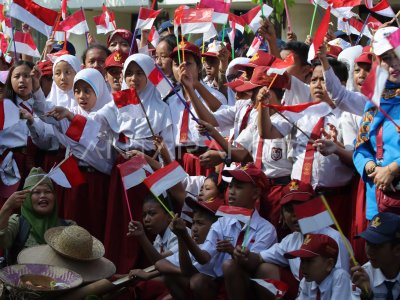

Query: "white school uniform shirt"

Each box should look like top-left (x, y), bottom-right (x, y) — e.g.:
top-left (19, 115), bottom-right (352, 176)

top-left (213, 99), bottom-right (257, 141)
top-left (341, 111), bottom-right (361, 150)
top-left (273, 107), bottom-right (354, 188)
top-left (358, 262), bottom-right (400, 300)
top-left (296, 268), bottom-right (353, 300)
top-left (200, 209), bottom-right (277, 278)
top-left (167, 83), bottom-right (226, 147)
top-left (234, 115), bottom-right (292, 178)
top-left (153, 227), bottom-right (180, 254)
top-left (260, 227), bottom-right (351, 281)
top-left (282, 75), bottom-right (311, 105)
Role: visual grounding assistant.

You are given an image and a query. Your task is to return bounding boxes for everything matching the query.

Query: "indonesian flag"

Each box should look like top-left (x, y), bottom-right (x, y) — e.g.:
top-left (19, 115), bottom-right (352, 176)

top-left (387, 28), bottom-right (400, 60)
top-left (0, 32), bottom-right (9, 54)
top-left (180, 8), bottom-right (214, 36)
top-left (204, 23), bottom-right (218, 42)
top-left (228, 22), bottom-right (236, 50)
top-left (328, 38), bottom-right (352, 50)
top-left (366, 14), bottom-right (382, 30)
top-left (198, 0), bottom-right (231, 24)
top-left (93, 4), bottom-right (116, 34)
top-left (264, 101), bottom-right (332, 123)
top-left (328, 0), bottom-right (361, 15)
top-left (58, 9), bottom-right (89, 35)
top-left (338, 17), bottom-right (372, 39)
top-left (135, 7), bottom-right (161, 31)
top-left (9, 0), bottom-right (58, 37)
top-left (229, 13), bottom-right (246, 34)
top-left (143, 161), bottom-right (187, 196)
top-left (216, 205), bottom-right (253, 224)
top-left (267, 52), bottom-right (295, 75)
top-left (294, 196), bottom-right (334, 234)
top-left (48, 155), bottom-right (86, 188)
top-left (118, 155), bottom-right (153, 190)
top-left (308, 6), bottom-right (331, 63)
top-left (241, 4), bottom-right (273, 33)
top-left (173, 5), bottom-right (190, 36)
top-left (61, 0), bottom-right (68, 20)
top-left (13, 31), bottom-right (40, 57)
top-left (0, 5), bottom-right (12, 37)
top-left (250, 279), bottom-right (289, 298)
top-left (0, 100), bottom-right (20, 131)
top-left (361, 60), bottom-right (388, 107)
top-left (148, 26), bottom-right (160, 48)
top-left (364, 0), bottom-right (395, 17)
top-left (65, 115), bottom-right (101, 150)
top-left (204, 139), bottom-right (224, 151)
top-left (113, 88), bottom-right (145, 119)
top-left (246, 37), bottom-right (262, 57)
top-left (148, 66), bottom-right (171, 98)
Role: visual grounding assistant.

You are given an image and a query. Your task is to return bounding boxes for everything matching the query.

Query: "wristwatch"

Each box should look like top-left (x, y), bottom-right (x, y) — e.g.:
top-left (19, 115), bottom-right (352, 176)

top-left (223, 155), bottom-right (232, 167)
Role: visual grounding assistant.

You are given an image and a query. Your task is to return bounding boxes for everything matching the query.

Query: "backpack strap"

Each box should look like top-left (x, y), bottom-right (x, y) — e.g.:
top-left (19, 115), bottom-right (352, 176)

top-left (5, 215), bottom-right (31, 266)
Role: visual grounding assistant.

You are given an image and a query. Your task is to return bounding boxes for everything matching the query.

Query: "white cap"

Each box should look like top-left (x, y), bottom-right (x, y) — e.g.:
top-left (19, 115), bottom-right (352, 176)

top-left (372, 26), bottom-right (398, 56)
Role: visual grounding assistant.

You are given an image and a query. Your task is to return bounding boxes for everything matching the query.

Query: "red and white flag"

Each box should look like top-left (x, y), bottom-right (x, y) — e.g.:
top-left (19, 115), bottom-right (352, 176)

top-left (198, 0), bottom-right (231, 24)
top-left (328, 38), bottom-right (352, 50)
top-left (143, 161), bottom-right (187, 196)
top-left (294, 196), bottom-right (334, 234)
top-left (388, 28), bottom-right (400, 60)
top-left (118, 156), bottom-right (153, 190)
top-left (267, 52), bottom-right (295, 75)
top-left (364, 0), bottom-right (395, 17)
top-left (113, 88), bottom-right (145, 119)
top-left (0, 100), bottom-right (20, 131)
top-left (9, 0), bottom-right (58, 37)
top-left (250, 279), bottom-right (289, 298)
top-left (148, 26), bottom-right (160, 48)
top-left (264, 101), bottom-right (332, 123)
top-left (229, 13), bottom-right (246, 34)
top-left (0, 32), bottom-right (9, 54)
top-left (65, 115), bottom-right (101, 150)
top-left (61, 0), bottom-right (68, 20)
top-left (173, 5), bottom-right (190, 36)
top-left (228, 22), bottom-right (236, 49)
top-left (58, 9), bottom-right (89, 35)
top-left (308, 6), bottom-right (331, 63)
top-left (328, 0), bottom-right (360, 15)
top-left (180, 8), bottom-right (214, 35)
top-left (93, 4), bottom-right (116, 34)
top-left (13, 31), bottom-right (40, 57)
top-left (48, 156), bottom-right (86, 188)
top-left (246, 37), bottom-right (262, 57)
top-left (241, 4), bottom-right (273, 33)
top-left (361, 60), bottom-right (388, 107)
top-left (148, 67), bottom-right (171, 98)
top-left (0, 5), bottom-right (12, 37)
top-left (338, 17), bottom-right (372, 39)
top-left (135, 7), bottom-right (161, 31)
top-left (216, 205), bottom-right (253, 224)
top-left (366, 14), bottom-right (382, 30)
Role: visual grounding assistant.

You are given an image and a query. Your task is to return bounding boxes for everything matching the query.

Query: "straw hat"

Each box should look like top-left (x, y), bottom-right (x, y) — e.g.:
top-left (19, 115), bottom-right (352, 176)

top-left (18, 245), bottom-right (116, 283)
top-left (44, 226), bottom-right (105, 261)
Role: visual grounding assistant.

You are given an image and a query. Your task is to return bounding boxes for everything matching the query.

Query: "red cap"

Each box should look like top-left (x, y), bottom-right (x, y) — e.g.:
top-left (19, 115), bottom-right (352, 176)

top-left (107, 29), bottom-right (133, 47)
top-left (170, 42), bottom-right (201, 61)
top-left (326, 44), bottom-right (342, 58)
top-left (235, 66), bottom-right (289, 92)
top-left (37, 60), bottom-right (53, 76)
top-left (235, 51), bottom-right (276, 70)
top-left (284, 234), bottom-right (339, 260)
top-left (222, 163), bottom-right (268, 190)
top-left (186, 196), bottom-right (225, 214)
top-left (355, 52), bottom-right (373, 65)
top-left (280, 180), bottom-right (314, 206)
top-left (105, 50), bottom-right (128, 69)
top-left (225, 78), bottom-right (244, 89)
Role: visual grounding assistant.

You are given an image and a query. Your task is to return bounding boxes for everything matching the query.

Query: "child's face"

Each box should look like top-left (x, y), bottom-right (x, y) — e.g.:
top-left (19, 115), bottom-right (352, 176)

top-left (155, 41), bottom-right (173, 77)
top-left (282, 203), bottom-right (300, 232)
top-left (309, 66), bottom-right (330, 103)
top-left (54, 61), bottom-right (76, 92)
top-left (198, 178), bottom-right (219, 202)
top-left (172, 53), bottom-right (199, 82)
top-left (40, 75), bottom-right (53, 97)
top-left (365, 241), bottom-right (400, 270)
top-left (203, 56), bottom-right (219, 79)
top-left (228, 179), bottom-right (259, 209)
top-left (191, 211), bottom-right (214, 244)
top-left (11, 65), bottom-right (33, 100)
top-left (124, 61), bottom-right (147, 93)
top-left (105, 67), bottom-right (123, 92)
top-left (353, 62), bottom-right (371, 92)
top-left (300, 256), bottom-right (334, 284)
top-left (74, 80), bottom-right (97, 111)
top-left (380, 50), bottom-right (400, 83)
top-left (142, 201), bottom-right (171, 235)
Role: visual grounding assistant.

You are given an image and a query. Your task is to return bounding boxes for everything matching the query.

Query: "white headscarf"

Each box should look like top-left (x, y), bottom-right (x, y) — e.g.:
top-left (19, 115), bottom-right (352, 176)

top-left (72, 68), bottom-right (112, 116)
top-left (46, 55), bottom-right (81, 108)
top-left (97, 53), bottom-right (172, 139)
top-left (338, 45), bottom-right (363, 92)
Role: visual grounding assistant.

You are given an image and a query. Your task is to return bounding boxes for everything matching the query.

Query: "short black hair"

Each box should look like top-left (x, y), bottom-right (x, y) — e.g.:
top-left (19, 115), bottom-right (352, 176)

top-left (312, 58), bottom-right (348, 83)
top-left (283, 42), bottom-right (310, 66)
top-left (192, 207), bottom-right (218, 223)
top-left (5, 60), bottom-right (34, 104)
top-left (205, 173), bottom-right (227, 196)
top-left (81, 43), bottom-right (111, 64)
top-left (158, 34), bottom-right (177, 53)
top-left (143, 194), bottom-right (173, 215)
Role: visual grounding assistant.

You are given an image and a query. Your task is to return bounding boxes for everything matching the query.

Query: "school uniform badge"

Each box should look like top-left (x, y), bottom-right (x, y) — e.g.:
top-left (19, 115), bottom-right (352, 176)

top-left (271, 147), bottom-right (282, 161)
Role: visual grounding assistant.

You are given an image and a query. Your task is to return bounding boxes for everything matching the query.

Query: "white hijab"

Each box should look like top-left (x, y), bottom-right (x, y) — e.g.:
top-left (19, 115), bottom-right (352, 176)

top-left (97, 53), bottom-right (172, 139)
top-left (46, 55), bottom-right (81, 108)
top-left (72, 68), bottom-right (112, 116)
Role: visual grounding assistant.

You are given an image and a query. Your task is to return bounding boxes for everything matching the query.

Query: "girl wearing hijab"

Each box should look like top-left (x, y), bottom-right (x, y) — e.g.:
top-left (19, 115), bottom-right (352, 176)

top-left (42, 68), bottom-right (114, 241)
top-left (0, 167), bottom-right (73, 265)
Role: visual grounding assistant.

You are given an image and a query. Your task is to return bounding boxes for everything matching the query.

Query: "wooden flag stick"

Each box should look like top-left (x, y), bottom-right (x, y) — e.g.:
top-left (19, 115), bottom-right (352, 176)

top-left (120, 173), bottom-right (134, 221)
top-left (39, 12), bottom-right (62, 62)
top-left (181, 34), bottom-right (185, 62)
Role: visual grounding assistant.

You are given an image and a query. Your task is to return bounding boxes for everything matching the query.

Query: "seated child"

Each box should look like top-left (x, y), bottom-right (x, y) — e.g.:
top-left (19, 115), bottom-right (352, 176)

top-left (285, 233), bottom-right (353, 299)
top-left (351, 212), bottom-right (400, 300)
top-left (156, 196), bottom-right (224, 300)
